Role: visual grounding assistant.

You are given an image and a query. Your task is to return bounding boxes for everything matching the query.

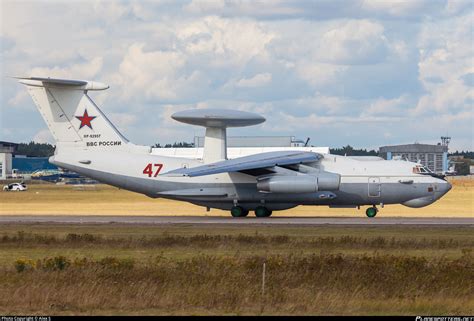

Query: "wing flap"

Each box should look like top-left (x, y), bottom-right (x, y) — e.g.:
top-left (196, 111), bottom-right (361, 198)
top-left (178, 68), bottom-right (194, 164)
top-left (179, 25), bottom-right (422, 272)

top-left (163, 151), bottom-right (321, 177)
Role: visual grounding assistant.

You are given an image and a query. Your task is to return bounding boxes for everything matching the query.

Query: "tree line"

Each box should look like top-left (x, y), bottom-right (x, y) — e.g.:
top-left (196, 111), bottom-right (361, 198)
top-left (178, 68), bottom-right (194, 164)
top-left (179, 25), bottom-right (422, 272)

top-left (329, 145), bottom-right (378, 156)
top-left (15, 142), bottom-right (56, 157)
top-left (13, 141), bottom-right (474, 160)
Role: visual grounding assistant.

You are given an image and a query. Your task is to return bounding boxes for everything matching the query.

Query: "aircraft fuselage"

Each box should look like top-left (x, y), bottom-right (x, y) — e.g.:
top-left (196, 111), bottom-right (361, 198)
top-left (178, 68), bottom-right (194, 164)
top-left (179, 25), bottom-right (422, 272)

top-left (50, 146), bottom-right (451, 212)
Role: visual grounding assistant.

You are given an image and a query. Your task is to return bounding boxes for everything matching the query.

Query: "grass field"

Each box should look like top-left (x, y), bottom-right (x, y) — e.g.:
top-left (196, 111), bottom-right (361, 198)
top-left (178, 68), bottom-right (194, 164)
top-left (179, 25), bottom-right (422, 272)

top-left (0, 224), bottom-right (472, 315)
top-left (0, 177), bottom-right (472, 216)
top-left (0, 178), bottom-right (472, 315)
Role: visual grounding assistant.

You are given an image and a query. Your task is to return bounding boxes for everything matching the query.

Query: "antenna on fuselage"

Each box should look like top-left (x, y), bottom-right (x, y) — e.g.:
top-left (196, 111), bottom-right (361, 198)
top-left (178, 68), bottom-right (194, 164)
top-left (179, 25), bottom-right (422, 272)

top-left (304, 137), bottom-right (310, 147)
top-left (171, 109), bottom-right (265, 163)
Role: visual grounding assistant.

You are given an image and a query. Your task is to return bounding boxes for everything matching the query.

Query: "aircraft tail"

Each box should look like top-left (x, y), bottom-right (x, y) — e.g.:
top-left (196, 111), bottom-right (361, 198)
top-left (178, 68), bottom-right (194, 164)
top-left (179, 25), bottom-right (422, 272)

top-left (18, 77), bottom-right (130, 150)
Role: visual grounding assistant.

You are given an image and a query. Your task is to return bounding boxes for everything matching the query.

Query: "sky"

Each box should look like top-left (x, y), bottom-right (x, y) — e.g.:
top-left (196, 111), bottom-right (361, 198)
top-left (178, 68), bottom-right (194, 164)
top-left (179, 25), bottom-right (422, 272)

top-left (0, 0), bottom-right (473, 151)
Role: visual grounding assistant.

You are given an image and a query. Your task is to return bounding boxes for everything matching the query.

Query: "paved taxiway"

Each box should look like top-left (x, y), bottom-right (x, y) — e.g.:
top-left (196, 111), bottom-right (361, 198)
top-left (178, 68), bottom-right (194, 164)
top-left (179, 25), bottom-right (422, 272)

top-left (0, 216), bottom-right (472, 226)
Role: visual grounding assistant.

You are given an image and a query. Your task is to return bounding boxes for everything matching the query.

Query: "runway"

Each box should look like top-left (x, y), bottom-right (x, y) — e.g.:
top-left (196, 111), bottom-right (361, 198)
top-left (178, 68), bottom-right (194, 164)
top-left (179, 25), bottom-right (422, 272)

top-left (0, 215), bottom-right (472, 226)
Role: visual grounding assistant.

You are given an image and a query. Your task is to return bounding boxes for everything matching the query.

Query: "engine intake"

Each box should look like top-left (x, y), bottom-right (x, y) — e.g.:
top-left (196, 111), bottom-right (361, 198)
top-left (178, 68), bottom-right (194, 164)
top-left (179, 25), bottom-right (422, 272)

top-left (257, 172), bottom-right (340, 194)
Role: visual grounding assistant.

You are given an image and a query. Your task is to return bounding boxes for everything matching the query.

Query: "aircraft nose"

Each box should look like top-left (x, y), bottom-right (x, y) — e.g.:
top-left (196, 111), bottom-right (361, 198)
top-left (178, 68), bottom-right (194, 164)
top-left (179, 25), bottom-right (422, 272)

top-left (444, 181), bottom-right (452, 193)
top-left (435, 180), bottom-right (452, 199)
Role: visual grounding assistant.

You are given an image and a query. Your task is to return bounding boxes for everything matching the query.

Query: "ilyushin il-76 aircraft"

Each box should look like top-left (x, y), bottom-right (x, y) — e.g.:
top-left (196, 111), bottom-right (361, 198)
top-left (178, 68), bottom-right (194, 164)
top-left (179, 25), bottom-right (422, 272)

top-left (18, 77), bottom-right (452, 218)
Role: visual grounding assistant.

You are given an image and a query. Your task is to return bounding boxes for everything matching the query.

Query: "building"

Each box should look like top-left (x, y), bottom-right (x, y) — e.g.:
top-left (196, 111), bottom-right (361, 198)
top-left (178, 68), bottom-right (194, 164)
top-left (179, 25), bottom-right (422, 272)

top-left (1, 141), bottom-right (60, 179)
top-left (0, 141), bottom-right (18, 179)
top-left (379, 143), bottom-right (449, 174)
top-left (194, 136), bottom-right (308, 148)
top-left (12, 156), bottom-right (58, 174)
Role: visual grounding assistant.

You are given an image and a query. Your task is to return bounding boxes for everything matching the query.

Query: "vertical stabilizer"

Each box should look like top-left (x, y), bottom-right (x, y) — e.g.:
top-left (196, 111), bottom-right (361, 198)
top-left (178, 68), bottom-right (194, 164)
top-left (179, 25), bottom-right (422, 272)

top-left (18, 77), bottom-right (129, 150)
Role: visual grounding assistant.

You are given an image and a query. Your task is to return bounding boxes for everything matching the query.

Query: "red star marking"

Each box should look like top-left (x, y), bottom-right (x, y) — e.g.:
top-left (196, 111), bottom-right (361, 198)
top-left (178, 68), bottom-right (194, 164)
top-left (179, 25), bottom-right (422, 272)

top-left (75, 109), bottom-right (96, 129)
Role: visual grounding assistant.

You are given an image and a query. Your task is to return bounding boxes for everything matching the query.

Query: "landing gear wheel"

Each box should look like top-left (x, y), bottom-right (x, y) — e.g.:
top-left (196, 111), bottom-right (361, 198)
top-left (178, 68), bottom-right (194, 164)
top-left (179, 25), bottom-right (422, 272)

top-left (255, 206), bottom-right (272, 218)
top-left (366, 206), bottom-right (378, 218)
top-left (231, 206), bottom-right (248, 217)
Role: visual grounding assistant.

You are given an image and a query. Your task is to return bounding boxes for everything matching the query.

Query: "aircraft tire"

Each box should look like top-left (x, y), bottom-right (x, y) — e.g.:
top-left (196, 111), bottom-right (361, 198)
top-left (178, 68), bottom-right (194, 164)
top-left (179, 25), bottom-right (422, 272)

top-left (366, 207), bottom-right (378, 218)
top-left (255, 206), bottom-right (272, 218)
top-left (231, 206), bottom-right (248, 217)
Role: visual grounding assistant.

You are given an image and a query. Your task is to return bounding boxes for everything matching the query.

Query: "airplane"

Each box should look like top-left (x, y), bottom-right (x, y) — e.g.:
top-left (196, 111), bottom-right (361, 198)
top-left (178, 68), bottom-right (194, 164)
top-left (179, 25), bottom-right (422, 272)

top-left (17, 77), bottom-right (452, 218)
top-left (31, 169), bottom-right (82, 183)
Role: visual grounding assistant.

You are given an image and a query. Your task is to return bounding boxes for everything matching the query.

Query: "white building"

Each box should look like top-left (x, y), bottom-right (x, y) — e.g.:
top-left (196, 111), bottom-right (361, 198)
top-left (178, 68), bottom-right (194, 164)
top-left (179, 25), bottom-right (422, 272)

top-left (194, 136), bottom-right (308, 148)
top-left (379, 143), bottom-right (449, 174)
top-left (0, 141), bottom-right (17, 179)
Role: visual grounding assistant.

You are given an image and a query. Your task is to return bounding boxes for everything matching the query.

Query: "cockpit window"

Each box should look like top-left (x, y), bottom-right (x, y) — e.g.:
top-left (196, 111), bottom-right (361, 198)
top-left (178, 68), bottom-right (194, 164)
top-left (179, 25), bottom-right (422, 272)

top-left (413, 165), bottom-right (432, 174)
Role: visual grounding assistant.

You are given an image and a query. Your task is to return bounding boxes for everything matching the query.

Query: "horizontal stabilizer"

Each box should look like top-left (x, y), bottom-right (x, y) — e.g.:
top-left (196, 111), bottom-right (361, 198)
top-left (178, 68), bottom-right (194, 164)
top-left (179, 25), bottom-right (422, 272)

top-left (16, 77), bottom-right (109, 91)
top-left (164, 151), bottom-right (322, 177)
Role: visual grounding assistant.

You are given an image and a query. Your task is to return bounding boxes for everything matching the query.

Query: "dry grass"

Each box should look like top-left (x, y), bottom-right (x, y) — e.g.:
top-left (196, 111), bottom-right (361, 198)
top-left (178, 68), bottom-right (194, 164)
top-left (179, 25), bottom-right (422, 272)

top-left (0, 224), bottom-right (472, 315)
top-left (1, 251), bottom-right (473, 315)
top-left (0, 177), bottom-right (472, 216)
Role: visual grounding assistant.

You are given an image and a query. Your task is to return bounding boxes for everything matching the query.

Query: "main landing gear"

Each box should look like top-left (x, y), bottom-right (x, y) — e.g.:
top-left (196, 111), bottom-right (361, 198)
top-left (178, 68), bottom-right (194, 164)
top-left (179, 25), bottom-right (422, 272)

top-left (366, 206), bottom-right (378, 218)
top-left (254, 206), bottom-right (272, 218)
top-left (230, 206), bottom-right (272, 218)
top-left (230, 206), bottom-right (249, 218)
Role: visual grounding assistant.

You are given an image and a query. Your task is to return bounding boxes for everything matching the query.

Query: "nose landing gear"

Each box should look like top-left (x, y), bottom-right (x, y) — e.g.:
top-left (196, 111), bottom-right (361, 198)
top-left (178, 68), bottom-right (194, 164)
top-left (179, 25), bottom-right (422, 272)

top-left (366, 206), bottom-right (378, 218)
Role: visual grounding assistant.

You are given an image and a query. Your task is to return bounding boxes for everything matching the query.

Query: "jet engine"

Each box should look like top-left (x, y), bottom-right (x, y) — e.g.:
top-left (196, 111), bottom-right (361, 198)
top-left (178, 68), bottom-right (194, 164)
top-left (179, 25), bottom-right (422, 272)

top-left (257, 171), bottom-right (340, 193)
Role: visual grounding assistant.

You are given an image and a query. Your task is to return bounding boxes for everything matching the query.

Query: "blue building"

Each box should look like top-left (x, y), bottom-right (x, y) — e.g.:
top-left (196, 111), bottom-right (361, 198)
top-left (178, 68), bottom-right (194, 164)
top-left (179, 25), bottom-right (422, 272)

top-left (12, 156), bottom-right (58, 174)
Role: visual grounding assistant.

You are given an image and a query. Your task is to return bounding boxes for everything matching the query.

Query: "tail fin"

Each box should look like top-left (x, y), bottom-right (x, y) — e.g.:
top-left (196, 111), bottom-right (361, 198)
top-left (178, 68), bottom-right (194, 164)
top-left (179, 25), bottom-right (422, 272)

top-left (18, 77), bottom-right (129, 149)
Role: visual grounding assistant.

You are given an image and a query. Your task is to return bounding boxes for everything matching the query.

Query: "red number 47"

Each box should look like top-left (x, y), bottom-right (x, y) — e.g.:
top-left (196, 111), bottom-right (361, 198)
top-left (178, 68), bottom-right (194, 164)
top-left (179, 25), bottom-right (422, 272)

top-left (143, 163), bottom-right (163, 177)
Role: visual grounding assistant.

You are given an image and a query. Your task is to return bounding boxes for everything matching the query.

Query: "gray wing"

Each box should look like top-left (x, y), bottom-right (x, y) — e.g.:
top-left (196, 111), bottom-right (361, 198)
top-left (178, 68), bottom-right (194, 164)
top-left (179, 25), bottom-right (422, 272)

top-left (163, 150), bottom-right (322, 177)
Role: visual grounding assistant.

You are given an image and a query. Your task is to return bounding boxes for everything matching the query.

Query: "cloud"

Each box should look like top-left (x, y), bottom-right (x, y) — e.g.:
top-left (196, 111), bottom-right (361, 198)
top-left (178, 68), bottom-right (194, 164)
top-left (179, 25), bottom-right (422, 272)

top-left (317, 20), bottom-right (388, 65)
top-left (177, 16), bottom-right (275, 66)
top-left (444, 0), bottom-right (473, 15)
top-left (414, 12), bottom-right (473, 115)
top-left (236, 73), bottom-right (272, 88)
top-left (361, 0), bottom-right (441, 18)
top-left (7, 90), bottom-right (29, 107)
top-left (33, 129), bottom-right (54, 144)
top-left (112, 43), bottom-right (187, 101)
top-left (461, 73), bottom-right (474, 87)
top-left (91, 1), bottom-right (130, 24)
top-left (108, 113), bottom-right (138, 129)
top-left (184, 0), bottom-right (453, 21)
top-left (29, 57), bottom-right (104, 80)
top-left (184, 0), bottom-right (306, 19)
top-left (276, 112), bottom-right (403, 132)
top-left (361, 95), bottom-right (411, 117)
top-left (110, 17), bottom-right (276, 103)
top-left (1, 1), bottom-right (473, 150)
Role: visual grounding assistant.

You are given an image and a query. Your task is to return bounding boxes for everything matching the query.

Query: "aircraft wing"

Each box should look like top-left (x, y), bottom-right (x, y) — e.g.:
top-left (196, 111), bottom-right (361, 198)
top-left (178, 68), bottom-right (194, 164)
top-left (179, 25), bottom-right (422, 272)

top-left (163, 150), bottom-right (322, 177)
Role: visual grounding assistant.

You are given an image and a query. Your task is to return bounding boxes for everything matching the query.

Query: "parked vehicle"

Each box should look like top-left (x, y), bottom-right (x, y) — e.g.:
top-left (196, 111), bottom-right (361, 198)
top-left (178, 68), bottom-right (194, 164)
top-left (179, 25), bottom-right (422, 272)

top-left (3, 182), bottom-right (28, 191)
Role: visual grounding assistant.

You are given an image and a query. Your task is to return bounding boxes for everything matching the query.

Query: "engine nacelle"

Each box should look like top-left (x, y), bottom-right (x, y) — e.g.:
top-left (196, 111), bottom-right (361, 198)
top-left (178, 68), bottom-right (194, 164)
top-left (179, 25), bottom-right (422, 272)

top-left (257, 172), bottom-right (340, 193)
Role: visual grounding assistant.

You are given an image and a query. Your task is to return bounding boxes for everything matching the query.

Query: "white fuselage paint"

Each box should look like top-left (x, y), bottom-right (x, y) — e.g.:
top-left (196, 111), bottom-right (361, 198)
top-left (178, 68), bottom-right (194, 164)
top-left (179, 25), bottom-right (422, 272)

top-left (50, 143), bottom-right (452, 211)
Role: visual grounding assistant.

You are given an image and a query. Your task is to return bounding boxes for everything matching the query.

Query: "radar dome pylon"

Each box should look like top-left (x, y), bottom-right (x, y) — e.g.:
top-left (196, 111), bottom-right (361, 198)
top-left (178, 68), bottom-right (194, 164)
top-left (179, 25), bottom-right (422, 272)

top-left (171, 109), bottom-right (265, 163)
